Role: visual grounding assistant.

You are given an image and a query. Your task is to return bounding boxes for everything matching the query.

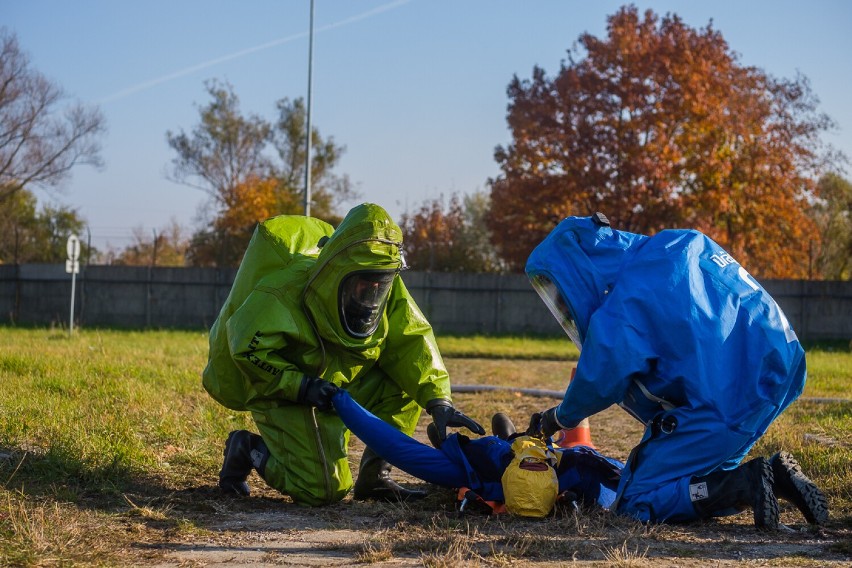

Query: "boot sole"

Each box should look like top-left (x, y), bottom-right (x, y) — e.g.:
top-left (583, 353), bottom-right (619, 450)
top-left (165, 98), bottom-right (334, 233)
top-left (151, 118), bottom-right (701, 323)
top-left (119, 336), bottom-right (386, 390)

top-left (771, 451), bottom-right (829, 525)
top-left (753, 458), bottom-right (780, 530)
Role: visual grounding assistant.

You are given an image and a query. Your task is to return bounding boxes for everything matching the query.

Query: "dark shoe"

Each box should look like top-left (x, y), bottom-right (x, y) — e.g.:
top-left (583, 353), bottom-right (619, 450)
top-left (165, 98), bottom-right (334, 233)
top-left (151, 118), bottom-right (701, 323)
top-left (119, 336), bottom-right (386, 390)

top-left (491, 413), bottom-right (517, 440)
top-left (219, 430), bottom-right (268, 497)
top-left (353, 447), bottom-right (427, 502)
top-left (771, 451), bottom-right (829, 525)
top-left (690, 458), bottom-right (779, 530)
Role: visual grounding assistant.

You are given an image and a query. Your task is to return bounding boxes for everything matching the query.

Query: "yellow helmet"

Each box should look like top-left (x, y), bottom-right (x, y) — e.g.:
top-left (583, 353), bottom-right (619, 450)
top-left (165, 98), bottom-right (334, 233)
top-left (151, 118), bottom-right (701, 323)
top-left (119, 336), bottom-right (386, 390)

top-left (501, 436), bottom-right (559, 518)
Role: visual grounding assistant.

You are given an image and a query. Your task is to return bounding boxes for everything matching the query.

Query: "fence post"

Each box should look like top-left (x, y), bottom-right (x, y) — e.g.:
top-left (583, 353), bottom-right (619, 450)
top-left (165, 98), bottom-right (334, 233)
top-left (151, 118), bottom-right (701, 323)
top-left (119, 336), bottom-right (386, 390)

top-left (13, 263), bottom-right (21, 324)
top-left (800, 280), bottom-right (808, 342)
top-left (494, 275), bottom-right (502, 334)
top-left (146, 265), bottom-right (152, 328)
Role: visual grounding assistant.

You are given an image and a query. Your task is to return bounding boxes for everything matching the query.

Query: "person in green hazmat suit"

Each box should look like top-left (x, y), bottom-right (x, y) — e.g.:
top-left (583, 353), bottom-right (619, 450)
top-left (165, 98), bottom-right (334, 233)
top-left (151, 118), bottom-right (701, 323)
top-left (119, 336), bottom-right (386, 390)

top-left (202, 203), bottom-right (485, 506)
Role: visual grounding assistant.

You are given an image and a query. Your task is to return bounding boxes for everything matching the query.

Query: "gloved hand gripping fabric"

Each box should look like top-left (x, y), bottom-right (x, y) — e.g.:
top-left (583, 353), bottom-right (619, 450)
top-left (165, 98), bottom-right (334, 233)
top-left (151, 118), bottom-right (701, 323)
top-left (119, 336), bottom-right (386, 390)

top-left (527, 407), bottom-right (563, 439)
top-left (426, 399), bottom-right (486, 440)
top-left (297, 376), bottom-right (339, 411)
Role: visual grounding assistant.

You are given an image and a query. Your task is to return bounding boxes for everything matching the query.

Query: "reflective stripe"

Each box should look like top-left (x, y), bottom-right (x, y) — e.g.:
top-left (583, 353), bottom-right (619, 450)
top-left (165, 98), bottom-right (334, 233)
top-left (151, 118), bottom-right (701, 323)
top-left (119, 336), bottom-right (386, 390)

top-left (633, 379), bottom-right (675, 411)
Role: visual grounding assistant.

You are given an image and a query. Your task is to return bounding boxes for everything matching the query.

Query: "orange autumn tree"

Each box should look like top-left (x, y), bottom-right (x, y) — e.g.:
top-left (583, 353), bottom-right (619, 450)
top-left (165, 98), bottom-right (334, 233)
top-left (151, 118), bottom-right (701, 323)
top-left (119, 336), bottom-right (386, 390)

top-left (186, 175), bottom-right (290, 266)
top-left (400, 192), bottom-right (506, 272)
top-left (168, 81), bottom-right (354, 267)
top-left (218, 175), bottom-right (280, 236)
top-left (400, 194), bottom-right (467, 272)
top-left (489, 6), bottom-right (836, 277)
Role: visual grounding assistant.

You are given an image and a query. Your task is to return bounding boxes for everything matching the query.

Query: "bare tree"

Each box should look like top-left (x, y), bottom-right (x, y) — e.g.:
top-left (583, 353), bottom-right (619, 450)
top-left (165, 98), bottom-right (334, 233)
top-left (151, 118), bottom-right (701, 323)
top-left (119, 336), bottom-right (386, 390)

top-left (166, 79), bottom-right (271, 206)
top-left (0, 28), bottom-right (106, 202)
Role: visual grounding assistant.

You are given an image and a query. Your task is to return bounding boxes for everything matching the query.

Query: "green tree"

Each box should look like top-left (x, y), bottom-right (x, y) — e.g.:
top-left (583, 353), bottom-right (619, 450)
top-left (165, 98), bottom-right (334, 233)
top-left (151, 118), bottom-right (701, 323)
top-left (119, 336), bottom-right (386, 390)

top-left (812, 173), bottom-right (852, 280)
top-left (0, 189), bottom-right (38, 262)
top-left (0, 29), bottom-right (105, 203)
top-left (36, 203), bottom-right (90, 262)
top-left (489, 6), bottom-right (838, 277)
top-left (456, 191), bottom-right (506, 273)
top-left (0, 188), bottom-right (90, 263)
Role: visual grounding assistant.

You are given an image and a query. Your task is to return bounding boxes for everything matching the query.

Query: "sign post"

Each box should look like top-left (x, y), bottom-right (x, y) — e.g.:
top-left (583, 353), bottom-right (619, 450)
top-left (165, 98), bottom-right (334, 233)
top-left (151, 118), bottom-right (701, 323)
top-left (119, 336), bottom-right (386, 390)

top-left (66, 234), bottom-right (80, 334)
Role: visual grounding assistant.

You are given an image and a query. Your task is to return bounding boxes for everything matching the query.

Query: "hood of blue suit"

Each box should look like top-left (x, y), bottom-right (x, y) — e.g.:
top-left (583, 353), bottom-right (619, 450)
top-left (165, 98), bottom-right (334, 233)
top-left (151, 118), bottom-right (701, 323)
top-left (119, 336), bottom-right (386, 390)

top-left (525, 214), bottom-right (649, 347)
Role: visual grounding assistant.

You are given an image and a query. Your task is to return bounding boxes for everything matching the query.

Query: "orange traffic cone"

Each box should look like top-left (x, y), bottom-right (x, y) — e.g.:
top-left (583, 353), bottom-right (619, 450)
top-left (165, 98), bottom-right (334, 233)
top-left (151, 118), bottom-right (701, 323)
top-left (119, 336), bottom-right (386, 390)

top-left (551, 366), bottom-right (595, 449)
top-left (552, 417), bottom-right (595, 449)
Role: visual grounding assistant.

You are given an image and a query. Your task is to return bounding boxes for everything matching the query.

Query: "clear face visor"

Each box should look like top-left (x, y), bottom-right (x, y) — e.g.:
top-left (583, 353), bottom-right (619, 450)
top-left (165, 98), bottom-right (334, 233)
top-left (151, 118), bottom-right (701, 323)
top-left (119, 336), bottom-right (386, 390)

top-left (339, 271), bottom-right (396, 338)
top-left (529, 273), bottom-right (582, 349)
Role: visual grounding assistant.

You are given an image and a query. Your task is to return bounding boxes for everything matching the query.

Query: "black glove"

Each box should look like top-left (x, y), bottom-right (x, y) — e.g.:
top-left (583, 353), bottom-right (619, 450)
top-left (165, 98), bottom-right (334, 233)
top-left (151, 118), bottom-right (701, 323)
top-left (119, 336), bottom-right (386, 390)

top-left (426, 399), bottom-right (486, 441)
top-left (297, 376), bottom-right (339, 411)
top-left (526, 407), bottom-right (562, 439)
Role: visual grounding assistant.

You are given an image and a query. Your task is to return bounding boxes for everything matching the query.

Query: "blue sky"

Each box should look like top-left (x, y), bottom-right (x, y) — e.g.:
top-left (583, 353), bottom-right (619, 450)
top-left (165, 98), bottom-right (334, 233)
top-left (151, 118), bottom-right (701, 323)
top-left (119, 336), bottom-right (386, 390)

top-left (5, 0), bottom-right (852, 250)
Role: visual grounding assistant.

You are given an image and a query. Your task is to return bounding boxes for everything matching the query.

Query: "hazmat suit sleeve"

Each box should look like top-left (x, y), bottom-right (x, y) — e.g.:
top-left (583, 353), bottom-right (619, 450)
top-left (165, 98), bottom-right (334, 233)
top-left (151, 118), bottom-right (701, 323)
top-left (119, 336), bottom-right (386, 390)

top-left (555, 310), bottom-right (655, 428)
top-left (225, 287), bottom-right (308, 405)
top-left (378, 278), bottom-right (452, 407)
top-left (332, 390), bottom-right (468, 487)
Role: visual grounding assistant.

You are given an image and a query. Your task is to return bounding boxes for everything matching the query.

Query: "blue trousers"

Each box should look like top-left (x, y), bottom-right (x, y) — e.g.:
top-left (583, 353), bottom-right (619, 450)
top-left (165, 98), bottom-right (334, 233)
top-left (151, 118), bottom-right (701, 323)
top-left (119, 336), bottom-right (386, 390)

top-left (615, 405), bottom-right (777, 522)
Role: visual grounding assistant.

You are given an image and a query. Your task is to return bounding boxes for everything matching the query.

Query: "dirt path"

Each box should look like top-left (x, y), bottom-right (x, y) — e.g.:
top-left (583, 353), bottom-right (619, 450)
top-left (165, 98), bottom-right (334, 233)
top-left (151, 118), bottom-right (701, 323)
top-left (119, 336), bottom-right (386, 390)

top-left (147, 503), bottom-right (848, 567)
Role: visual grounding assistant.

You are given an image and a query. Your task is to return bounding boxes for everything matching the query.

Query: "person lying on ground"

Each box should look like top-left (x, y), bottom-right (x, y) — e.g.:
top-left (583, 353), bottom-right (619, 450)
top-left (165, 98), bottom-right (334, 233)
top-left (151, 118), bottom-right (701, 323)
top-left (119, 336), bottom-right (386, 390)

top-left (325, 383), bottom-right (623, 518)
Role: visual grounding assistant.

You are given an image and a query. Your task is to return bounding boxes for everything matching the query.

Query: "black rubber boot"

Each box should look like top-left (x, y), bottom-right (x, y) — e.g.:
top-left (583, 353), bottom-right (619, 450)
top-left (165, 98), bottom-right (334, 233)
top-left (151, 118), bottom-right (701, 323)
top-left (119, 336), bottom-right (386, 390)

top-left (770, 451), bottom-right (829, 525)
top-left (353, 447), bottom-right (427, 502)
top-left (219, 430), bottom-right (268, 497)
top-left (689, 458), bottom-right (779, 529)
top-left (491, 412), bottom-right (517, 440)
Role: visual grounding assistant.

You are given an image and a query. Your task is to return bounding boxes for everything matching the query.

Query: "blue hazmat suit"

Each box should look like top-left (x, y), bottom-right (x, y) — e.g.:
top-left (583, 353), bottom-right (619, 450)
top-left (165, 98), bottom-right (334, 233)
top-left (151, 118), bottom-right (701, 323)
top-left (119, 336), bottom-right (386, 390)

top-left (525, 214), bottom-right (806, 523)
top-left (332, 390), bottom-right (623, 510)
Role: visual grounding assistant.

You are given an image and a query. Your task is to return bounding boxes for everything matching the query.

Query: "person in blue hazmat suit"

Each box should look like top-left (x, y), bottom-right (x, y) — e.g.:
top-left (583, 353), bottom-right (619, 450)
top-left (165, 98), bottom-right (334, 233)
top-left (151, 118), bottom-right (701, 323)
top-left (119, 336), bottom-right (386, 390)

top-left (202, 203), bottom-right (484, 506)
top-left (293, 381), bottom-right (624, 518)
top-left (525, 212), bottom-right (828, 529)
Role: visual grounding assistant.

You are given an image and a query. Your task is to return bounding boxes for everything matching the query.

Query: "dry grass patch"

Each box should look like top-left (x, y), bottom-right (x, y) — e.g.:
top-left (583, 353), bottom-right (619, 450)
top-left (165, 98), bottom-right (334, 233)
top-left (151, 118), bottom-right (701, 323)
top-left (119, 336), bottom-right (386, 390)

top-left (1, 329), bottom-right (850, 566)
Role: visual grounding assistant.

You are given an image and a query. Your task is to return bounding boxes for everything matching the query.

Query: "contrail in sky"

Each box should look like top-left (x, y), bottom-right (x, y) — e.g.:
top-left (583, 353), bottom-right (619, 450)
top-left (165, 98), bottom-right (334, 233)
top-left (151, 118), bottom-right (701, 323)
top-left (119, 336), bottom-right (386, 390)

top-left (98, 0), bottom-right (411, 104)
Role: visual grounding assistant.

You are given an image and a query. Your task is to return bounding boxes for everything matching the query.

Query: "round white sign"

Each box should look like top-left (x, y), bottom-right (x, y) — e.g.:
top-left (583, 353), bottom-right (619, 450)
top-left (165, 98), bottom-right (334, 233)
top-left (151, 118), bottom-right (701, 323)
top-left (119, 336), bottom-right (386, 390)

top-left (66, 234), bottom-right (81, 261)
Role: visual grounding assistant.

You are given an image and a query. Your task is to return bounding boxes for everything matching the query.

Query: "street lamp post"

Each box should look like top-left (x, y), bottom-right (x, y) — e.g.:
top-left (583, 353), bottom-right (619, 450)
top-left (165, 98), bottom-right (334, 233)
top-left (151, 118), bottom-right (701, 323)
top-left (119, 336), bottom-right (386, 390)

top-left (303, 0), bottom-right (315, 217)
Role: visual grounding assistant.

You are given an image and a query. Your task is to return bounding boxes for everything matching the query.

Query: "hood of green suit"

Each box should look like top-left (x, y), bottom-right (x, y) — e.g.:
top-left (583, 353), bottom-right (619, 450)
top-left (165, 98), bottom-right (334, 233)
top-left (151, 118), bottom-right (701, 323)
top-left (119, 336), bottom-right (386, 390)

top-left (303, 203), bottom-right (404, 349)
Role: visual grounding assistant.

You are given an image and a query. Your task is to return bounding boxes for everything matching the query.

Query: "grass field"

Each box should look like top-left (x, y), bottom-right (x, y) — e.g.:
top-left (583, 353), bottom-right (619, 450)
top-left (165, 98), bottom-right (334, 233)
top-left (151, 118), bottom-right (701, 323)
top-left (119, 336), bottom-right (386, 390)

top-left (0, 328), bottom-right (850, 566)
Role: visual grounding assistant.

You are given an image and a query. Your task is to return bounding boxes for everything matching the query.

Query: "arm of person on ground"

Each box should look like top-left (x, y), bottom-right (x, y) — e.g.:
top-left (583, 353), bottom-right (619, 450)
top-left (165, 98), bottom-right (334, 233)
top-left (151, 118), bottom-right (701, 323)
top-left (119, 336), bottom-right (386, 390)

top-left (331, 389), bottom-right (468, 488)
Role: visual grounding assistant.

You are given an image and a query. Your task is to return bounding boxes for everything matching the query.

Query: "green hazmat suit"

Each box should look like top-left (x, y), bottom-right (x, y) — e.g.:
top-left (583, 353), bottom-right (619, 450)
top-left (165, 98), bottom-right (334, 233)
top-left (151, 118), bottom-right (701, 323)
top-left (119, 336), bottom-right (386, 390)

top-left (203, 204), bottom-right (452, 505)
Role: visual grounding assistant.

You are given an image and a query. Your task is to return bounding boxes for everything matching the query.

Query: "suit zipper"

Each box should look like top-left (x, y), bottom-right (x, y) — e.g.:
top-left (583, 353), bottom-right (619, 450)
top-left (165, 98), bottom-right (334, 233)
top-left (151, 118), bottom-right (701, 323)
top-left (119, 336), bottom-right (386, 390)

top-left (310, 407), bottom-right (333, 503)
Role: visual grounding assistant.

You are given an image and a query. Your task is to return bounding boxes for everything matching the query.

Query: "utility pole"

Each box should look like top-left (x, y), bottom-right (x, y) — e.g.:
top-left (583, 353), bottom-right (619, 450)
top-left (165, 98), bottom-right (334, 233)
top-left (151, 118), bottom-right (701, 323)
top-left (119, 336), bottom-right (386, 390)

top-left (303, 0), bottom-right (315, 217)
